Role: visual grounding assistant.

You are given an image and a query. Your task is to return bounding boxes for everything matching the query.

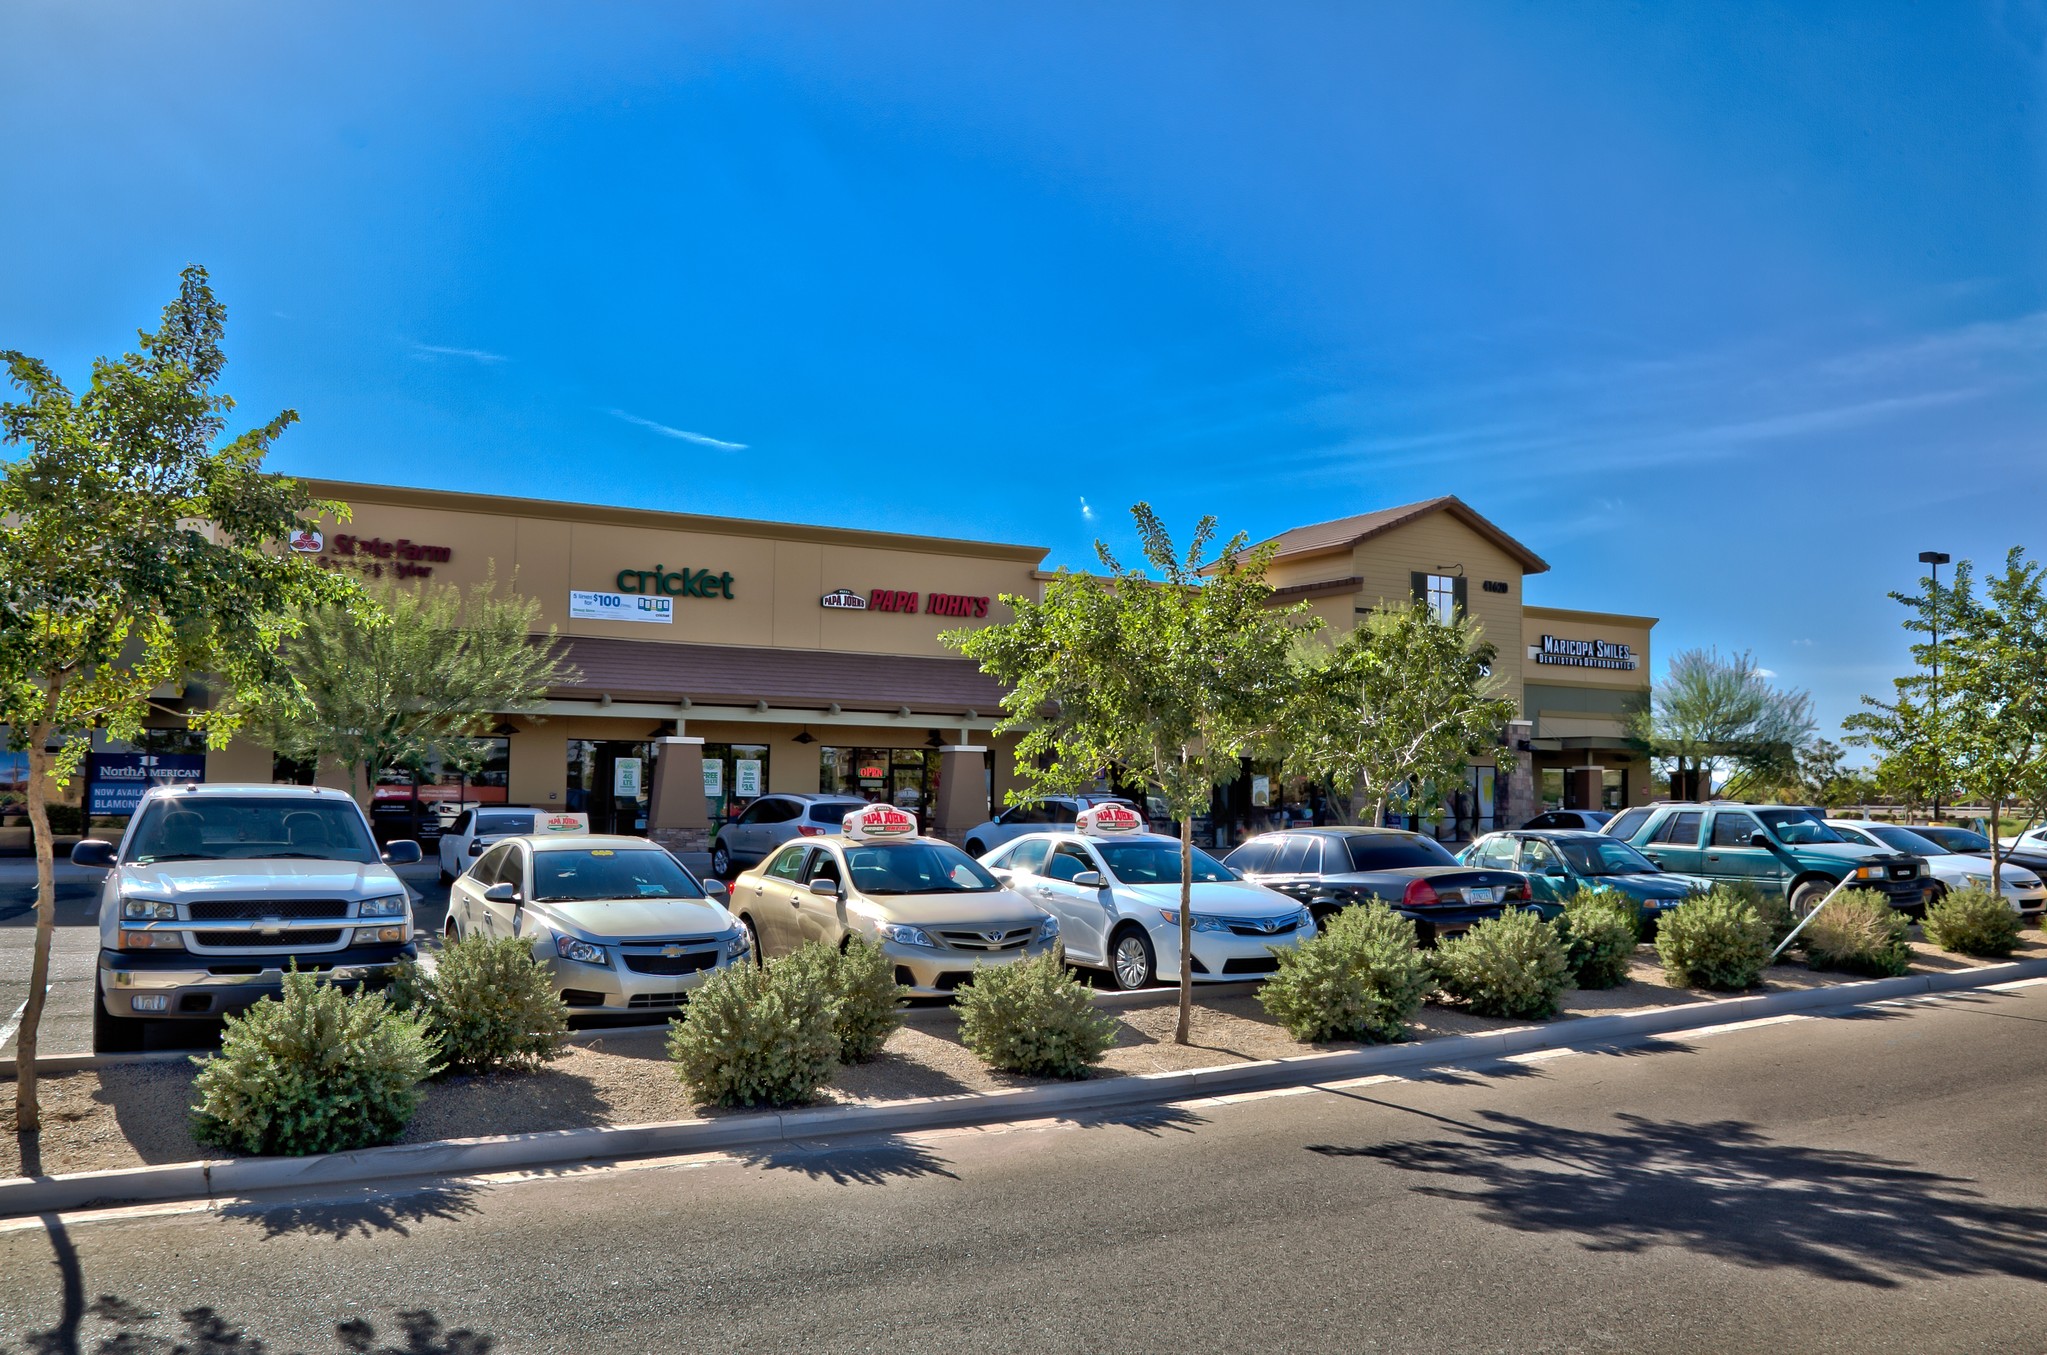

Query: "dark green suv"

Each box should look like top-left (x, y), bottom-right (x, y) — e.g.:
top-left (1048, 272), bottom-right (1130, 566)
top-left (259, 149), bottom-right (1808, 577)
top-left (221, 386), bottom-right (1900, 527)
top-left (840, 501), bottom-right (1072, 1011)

top-left (1607, 803), bottom-right (1932, 916)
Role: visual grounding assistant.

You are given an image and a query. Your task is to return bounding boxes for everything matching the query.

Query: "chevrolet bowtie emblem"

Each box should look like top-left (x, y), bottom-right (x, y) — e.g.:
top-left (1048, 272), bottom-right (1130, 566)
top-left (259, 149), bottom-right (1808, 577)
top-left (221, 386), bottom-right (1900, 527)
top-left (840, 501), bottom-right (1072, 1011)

top-left (661, 945), bottom-right (685, 958)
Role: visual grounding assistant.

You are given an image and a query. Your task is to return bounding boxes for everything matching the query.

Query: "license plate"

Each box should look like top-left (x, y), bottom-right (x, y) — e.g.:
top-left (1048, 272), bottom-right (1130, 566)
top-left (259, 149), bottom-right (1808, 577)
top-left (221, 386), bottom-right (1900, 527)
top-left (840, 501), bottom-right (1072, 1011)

top-left (1466, 886), bottom-right (1500, 904)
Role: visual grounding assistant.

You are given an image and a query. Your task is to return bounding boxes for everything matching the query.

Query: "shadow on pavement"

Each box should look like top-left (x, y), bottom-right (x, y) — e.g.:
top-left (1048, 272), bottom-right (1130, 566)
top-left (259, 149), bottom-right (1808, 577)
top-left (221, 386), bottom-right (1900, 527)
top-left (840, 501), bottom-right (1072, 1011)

top-left (735, 1134), bottom-right (962, 1186)
top-left (1308, 1108), bottom-right (2047, 1288)
top-left (224, 1182), bottom-right (485, 1242)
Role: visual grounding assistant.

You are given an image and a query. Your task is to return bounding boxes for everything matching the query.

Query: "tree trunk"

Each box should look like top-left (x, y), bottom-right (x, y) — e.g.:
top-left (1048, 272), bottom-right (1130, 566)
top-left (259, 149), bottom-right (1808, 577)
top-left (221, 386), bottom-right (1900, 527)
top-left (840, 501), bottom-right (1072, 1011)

top-left (1175, 813), bottom-right (1193, 1046)
top-left (1371, 794), bottom-right (1386, 828)
top-left (15, 726), bottom-right (57, 1135)
top-left (1988, 798), bottom-right (2004, 893)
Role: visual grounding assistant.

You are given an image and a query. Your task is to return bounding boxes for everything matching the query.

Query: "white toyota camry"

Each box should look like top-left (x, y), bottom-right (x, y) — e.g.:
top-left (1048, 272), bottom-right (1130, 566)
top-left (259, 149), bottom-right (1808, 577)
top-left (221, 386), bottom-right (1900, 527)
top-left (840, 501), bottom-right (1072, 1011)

top-left (980, 804), bottom-right (1315, 990)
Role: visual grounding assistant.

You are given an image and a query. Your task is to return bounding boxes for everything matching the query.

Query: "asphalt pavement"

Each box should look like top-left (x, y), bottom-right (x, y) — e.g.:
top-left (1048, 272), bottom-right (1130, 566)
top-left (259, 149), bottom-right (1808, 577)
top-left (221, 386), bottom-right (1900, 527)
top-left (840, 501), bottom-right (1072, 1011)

top-left (5, 982), bottom-right (2045, 1353)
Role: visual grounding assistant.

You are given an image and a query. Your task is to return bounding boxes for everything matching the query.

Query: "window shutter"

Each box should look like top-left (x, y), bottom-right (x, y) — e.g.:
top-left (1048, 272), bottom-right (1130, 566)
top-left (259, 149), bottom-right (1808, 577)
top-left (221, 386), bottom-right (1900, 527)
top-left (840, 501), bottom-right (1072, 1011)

top-left (1411, 571), bottom-right (1428, 605)
top-left (1453, 575), bottom-right (1469, 617)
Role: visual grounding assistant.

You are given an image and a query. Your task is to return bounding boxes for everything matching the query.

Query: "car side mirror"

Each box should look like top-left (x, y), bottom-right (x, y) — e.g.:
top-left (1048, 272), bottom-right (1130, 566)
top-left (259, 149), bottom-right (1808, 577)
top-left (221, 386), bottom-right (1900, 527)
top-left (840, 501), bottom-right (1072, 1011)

top-left (483, 882), bottom-right (518, 904)
top-left (702, 878), bottom-right (729, 897)
top-left (382, 840), bottom-right (422, 866)
top-left (807, 878), bottom-right (840, 897)
top-left (1544, 864), bottom-right (1569, 878)
top-left (1073, 871), bottom-right (1104, 889)
top-left (70, 839), bottom-right (117, 869)
top-left (1748, 832), bottom-right (1772, 848)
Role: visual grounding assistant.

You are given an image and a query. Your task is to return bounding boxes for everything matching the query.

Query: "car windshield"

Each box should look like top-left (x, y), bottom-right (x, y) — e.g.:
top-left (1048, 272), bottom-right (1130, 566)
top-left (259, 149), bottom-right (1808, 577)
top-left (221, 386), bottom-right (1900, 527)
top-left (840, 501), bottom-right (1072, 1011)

top-left (845, 841), bottom-right (1000, 894)
top-left (125, 797), bottom-right (378, 864)
top-left (531, 848), bottom-right (706, 902)
top-left (1866, 825), bottom-right (1950, 856)
top-left (476, 811), bottom-right (532, 834)
top-left (1555, 837), bottom-right (1661, 876)
top-left (1919, 825), bottom-right (1992, 852)
top-left (1346, 836), bottom-right (1459, 870)
top-left (1096, 841), bottom-right (1235, 884)
top-left (1755, 809), bottom-right (1847, 845)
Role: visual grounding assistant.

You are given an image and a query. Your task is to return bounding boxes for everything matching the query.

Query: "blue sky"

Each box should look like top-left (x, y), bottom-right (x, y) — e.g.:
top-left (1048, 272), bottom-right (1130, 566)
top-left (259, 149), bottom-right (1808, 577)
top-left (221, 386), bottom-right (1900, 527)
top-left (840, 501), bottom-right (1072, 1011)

top-left (3, 1), bottom-right (2043, 743)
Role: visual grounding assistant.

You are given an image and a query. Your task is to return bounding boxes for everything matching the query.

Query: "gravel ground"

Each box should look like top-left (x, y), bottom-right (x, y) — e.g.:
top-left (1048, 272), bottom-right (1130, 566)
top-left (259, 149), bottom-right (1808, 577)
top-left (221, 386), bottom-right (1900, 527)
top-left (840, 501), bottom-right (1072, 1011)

top-left (6, 931), bottom-right (2039, 1181)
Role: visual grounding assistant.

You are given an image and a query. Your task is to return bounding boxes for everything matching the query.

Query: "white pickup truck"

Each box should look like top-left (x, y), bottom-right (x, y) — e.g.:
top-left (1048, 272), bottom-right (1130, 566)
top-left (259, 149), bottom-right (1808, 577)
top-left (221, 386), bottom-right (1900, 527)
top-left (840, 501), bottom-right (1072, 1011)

top-left (71, 782), bottom-right (424, 1052)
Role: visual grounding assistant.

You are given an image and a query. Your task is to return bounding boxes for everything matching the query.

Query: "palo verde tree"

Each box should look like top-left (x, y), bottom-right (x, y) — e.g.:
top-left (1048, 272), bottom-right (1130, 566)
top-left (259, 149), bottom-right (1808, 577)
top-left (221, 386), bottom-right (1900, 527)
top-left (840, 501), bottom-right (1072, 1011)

top-left (253, 573), bottom-right (577, 804)
top-left (0, 267), bottom-right (348, 1131)
top-left (1630, 647), bottom-right (1815, 800)
top-left (1286, 600), bottom-right (1517, 826)
top-left (946, 506), bottom-right (1314, 1044)
top-left (1847, 550), bottom-right (2047, 887)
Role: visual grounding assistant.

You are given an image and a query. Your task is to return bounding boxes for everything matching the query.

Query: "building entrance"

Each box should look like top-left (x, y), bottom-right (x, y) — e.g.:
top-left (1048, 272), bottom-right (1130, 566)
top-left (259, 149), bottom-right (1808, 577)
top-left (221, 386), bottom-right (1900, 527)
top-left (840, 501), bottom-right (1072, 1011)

top-left (567, 739), bottom-right (654, 835)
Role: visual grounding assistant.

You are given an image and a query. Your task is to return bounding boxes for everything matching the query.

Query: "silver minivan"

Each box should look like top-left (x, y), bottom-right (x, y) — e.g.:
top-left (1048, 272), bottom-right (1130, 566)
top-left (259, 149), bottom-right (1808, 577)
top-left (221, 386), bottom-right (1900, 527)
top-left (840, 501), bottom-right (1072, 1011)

top-left (710, 793), bottom-right (869, 876)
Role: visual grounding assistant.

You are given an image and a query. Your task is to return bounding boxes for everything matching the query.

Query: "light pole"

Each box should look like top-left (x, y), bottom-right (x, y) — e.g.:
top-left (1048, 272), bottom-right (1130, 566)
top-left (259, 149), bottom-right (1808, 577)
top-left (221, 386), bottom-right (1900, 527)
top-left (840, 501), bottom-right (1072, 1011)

top-left (1918, 550), bottom-right (1951, 823)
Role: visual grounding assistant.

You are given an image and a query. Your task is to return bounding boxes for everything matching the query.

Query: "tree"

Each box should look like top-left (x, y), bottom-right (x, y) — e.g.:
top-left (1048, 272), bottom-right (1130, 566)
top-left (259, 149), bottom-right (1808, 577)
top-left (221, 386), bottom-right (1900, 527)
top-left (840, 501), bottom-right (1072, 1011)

top-left (1286, 601), bottom-right (1517, 826)
top-left (1631, 647), bottom-right (1814, 800)
top-left (945, 506), bottom-right (1314, 1044)
top-left (254, 574), bottom-right (576, 802)
top-left (1848, 550), bottom-right (2047, 886)
top-left (0, 267), bottom-right (346, 1131)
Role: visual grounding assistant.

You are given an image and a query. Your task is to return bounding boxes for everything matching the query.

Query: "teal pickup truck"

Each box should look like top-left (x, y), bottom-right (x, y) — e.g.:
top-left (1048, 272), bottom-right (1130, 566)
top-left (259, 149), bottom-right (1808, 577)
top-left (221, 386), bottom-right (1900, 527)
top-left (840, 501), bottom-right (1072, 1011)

top-left (1459, 829), bottom-right (1711, 927)
top-left (1605, 803), bottom-right (1932, 916)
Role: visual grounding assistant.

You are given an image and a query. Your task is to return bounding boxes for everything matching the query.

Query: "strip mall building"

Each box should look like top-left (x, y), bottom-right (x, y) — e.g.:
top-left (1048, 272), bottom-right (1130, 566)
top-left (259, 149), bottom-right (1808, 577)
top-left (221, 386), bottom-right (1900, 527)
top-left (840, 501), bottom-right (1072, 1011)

top-left (34, 483), bottom-right (1658, 853)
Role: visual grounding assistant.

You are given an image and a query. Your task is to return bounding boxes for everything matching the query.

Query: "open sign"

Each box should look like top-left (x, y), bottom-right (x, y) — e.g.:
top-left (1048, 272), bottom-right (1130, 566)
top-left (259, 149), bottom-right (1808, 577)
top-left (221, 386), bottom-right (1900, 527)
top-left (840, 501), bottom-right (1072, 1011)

top-left (1077, 803), bottom-right (1144, 837)
top-left (844, 804), bottom-right (918, 841)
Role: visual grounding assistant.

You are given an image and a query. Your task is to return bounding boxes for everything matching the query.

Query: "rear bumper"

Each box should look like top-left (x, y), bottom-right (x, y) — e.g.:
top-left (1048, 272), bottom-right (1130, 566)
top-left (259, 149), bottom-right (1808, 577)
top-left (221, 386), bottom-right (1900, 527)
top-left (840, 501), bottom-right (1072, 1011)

top-left (98, 942), bottom-right (416, 1020)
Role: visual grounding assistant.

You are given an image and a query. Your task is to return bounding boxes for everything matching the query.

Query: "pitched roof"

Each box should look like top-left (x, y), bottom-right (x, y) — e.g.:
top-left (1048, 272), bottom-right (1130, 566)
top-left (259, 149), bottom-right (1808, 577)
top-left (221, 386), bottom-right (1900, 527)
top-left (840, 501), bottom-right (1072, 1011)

top-left (1260, 495), bottom-right (1549, 574)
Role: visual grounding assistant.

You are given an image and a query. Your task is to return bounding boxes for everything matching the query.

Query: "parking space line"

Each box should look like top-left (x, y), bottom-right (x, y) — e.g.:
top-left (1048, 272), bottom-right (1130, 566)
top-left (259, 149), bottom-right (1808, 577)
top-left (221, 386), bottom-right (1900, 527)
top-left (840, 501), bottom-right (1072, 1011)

top-left (0, 989), bottom-right (46, 1055)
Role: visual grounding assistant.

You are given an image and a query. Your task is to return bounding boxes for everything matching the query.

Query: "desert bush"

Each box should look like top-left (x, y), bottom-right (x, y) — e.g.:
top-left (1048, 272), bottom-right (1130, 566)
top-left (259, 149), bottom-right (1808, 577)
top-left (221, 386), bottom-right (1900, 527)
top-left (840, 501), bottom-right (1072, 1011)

top-left (956, 950), bottom-right (1117, 1078)
top-left (1655, 889), bottom-right (1772, 991)
top-left (779, 935), bottom-right (907, 1063)
top-left (1258, 902), bottom-right (1432, 1043)
top-left (1430, 907), bottom-right (1572, 1019)
top-left (392, 934), bottom-right (568, 1073)
top-left (1921, 885), bottom-right (2022, 958)
top-left (1799, 888), bottom-right (1911, 977)
top-left (1725, 879), bottom-right (1796, 945)
top-left (1558, 888), bottom-right (1641, 989)
top-left (667, 953), bottom-right (839, 1106)
top-left (191, 968), bottom-right (440, 1156)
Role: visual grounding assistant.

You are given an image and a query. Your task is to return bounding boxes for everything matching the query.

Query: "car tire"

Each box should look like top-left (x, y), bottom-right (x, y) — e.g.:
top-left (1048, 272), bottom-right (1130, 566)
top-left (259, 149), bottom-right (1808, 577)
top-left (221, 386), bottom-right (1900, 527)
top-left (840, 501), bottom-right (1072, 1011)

top-left (711, 844), bottom-right (732, 877)
top-left (739, 915), bottom-right (764, 967)
top-left (445, 917), bottom-right (461, 945)
top-left (1789, 878), bottom-right (1834, 919)
top-left (439, 865), bottom-right (456, 885)
top-left (92, 974), bottom-right (146, 1054)
top-left (1108, 926), bottom-right (1156, 991)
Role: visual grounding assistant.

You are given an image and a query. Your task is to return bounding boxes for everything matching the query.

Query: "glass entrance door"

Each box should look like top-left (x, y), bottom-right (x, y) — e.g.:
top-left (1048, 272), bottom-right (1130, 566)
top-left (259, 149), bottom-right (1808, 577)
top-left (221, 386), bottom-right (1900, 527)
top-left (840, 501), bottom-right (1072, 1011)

top-left (567, 740), bottom-right (653, 835)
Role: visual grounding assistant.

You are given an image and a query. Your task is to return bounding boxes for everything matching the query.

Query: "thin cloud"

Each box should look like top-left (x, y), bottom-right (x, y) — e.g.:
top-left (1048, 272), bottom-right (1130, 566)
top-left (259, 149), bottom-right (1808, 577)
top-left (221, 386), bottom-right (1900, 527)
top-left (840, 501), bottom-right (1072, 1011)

top-left (1079, 496), bottom-right (1096, 521)
top-left (609, 409), bottom-right (747, 451)
top-left (411, 342), bottom-right (509, 364)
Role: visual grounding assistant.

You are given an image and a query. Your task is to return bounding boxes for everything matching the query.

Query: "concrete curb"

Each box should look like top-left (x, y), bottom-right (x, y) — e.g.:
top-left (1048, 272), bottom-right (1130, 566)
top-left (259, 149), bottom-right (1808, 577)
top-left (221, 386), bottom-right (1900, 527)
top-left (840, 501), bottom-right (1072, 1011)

top-left (6, 958), bottom-right (2044, 1219)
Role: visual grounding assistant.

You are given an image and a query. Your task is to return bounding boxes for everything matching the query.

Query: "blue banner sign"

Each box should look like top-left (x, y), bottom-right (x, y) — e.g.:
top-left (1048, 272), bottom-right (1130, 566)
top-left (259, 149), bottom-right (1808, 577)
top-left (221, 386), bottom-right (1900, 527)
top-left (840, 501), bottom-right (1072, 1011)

top-left (87, 753), bottom-right (207, 816)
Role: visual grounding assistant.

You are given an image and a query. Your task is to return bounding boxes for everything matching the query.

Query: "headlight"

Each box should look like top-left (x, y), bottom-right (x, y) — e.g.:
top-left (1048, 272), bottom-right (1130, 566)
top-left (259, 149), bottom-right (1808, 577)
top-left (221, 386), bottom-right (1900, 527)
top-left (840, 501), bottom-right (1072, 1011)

top-left (123, 898), bottom-right (176, 920)
top-left (1037, 914), bottom-right (1061, 941)
top-left (722, 927), bottom-right (751, 959)
top-left (554, 935), bottom-right (609, 966)
top-left (1155, 909), bottom-right (1230, 934)
top-left (1851, 865), bottom-right (1889, 881)
top-left (875, 922), bottom-right (937, 948)
top-left (358, 894), bottom-right (408, 918)
top-left (122, 930), bottom-right (184, 950)
top-left (352, 926), bottom-right (409, 945)
top-left (1296, 907), bottom-right (1316, 933)
top-left (1961, 873), bottom-right (1992, 888)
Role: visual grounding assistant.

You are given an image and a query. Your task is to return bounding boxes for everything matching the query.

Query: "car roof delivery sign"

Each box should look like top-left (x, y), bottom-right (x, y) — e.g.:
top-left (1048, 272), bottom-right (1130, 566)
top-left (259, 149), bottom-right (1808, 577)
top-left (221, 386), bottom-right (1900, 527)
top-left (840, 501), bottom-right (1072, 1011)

top-left (1077, 803), bottom-right (1144, 837)
top-left (844, 804), bottom-right (918, 841)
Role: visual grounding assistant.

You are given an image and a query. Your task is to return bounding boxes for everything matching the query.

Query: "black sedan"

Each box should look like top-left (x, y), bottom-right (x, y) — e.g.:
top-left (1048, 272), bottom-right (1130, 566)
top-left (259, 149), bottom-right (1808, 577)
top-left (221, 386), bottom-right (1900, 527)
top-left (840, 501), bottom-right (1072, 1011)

top-left (1224, 826), bottom-right (1537, 943)
top-left (1911, 824), bottom-right (2047, 879)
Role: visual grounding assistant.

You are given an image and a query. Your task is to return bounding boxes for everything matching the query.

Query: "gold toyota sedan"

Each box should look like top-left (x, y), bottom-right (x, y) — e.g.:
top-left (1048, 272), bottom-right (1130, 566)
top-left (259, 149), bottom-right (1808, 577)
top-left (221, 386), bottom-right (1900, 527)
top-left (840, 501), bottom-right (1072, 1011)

top-left (728, 807), bottom-right (1059, 997)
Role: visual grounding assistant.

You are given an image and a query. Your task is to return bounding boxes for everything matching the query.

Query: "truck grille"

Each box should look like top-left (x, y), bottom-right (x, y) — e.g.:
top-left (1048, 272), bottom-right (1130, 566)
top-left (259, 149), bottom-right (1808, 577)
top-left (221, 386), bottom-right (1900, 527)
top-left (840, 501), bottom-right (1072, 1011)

top-left (1889, 864), bottom-right (1918, 881)
top-left (187, 899), bottom-right (352, 921)
top-left (621, 950), bottom-right (718, 976)
top-left (935, 925), bottom-right (1038, 952)
top-left (195, 929), bottom-right (344, 947)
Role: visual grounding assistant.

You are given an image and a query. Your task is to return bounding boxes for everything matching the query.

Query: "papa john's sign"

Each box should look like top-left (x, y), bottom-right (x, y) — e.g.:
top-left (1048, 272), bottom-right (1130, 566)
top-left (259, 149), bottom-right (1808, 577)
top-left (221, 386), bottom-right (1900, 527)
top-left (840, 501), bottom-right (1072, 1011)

top-left (822, 587), bottom-right (990, 618)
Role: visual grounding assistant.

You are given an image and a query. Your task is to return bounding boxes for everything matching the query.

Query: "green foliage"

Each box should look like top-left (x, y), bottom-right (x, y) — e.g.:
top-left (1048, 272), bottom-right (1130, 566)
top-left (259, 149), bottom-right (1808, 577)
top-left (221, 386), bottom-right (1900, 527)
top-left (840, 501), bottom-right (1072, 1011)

top-left (778, 935), bottom-right (906, 1063)
top-left (1257, 902), bottom-right (1432, 1043)
top-left (1430, 907), bottom-right (1573, 1019)
top-left (393, 934), bottom-right (568, 1073)
top-left (1922, 885), bottom-right (2023, 958)
top-left (255, 572), bottom-right (578, 797)
top-left (955, 950), bottom-right (1118, 1078)
top-left (1558, 889), bottom-right (1641, 989)
top-left (190, 969), bottom-right (440, 1156)
top-left (1287, 600), bottom-right (1518, 826)
top-left (1633, 647), bottom-right (1815, 799)
top-left (1716, 877), bottom-right (1794, 945)
top-left (1799, 889), bottom-right (1912, 977)
top-left (667, 954), bottom-right (839, 1106)
top-left (1655, 889), bottom-right (1773, 991)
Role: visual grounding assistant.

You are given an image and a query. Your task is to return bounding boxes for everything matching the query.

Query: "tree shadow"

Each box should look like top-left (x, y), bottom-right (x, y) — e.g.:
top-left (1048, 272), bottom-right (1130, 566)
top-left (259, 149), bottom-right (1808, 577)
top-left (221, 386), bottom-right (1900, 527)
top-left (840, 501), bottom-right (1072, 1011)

top-left (733, 1134), bottom-right (961, 1185)
top-left (1055, 1103), bottom-right (1206, 1138)
top-left (1308, 1109), bottom-right (2047, 1288)
top-left (222, 1182), bottom-right (484, 1242)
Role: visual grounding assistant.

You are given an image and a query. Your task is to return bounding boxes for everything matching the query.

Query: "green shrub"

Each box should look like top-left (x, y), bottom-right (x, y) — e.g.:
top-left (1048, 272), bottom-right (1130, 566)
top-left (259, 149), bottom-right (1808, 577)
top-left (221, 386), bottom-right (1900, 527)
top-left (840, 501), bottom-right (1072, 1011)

top-left (392, 934), bottom-right (568, 1073)
top-left (778, 935), bottom-right (907, 1063)
top-left (1655, 889), bottom-right (1772, 991)
top-left (1257, 902), bottom-right (1432, 1043)
top-left (1430, 907), bottom-right (1572, 1019)
top-left (1558, 889), bottom-right (1641, 989)
top-left (1798, 888), bottom-right (1912, 977)
top-left (1922, 885), bottom-right (2022, 958)
top-left (1719, 879), bottom-right (1794, 945)
top-left (956, 950), bottom-right (1117, 1078)
top-left (667, 952), bottom-right (840, 1106)
top-left (191, 968), bottom-right (440, 1156)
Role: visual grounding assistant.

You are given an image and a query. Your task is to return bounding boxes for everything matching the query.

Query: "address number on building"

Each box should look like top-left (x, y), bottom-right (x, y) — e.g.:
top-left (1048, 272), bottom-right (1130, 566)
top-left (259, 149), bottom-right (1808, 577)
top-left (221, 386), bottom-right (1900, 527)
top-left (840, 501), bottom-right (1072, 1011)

top-left (570, 590), bottom-right (674, 624)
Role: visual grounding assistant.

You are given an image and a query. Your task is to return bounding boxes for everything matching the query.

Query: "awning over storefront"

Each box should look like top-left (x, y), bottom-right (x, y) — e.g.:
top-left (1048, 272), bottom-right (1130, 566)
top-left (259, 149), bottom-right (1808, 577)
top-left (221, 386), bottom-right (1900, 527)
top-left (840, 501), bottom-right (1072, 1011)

top-left (548, 636), bottom-right (1006, 716)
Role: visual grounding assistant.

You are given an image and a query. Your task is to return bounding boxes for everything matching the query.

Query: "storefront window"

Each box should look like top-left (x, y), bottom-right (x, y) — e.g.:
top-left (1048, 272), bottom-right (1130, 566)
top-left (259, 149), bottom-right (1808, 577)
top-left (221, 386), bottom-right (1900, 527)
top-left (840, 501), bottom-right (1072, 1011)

top-left (703, 743), bottom-right (770, 827)
top-left (820, 747), bottom-right (940, 818)
top-left (1539, 768), bottom-right (1565, 812)
top-left (568, 739), bottom-right (655, 836)
top-left (1602, 768), bottom-right (1629, 810)
top-left (370, 737), bottom-right (512, 840)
